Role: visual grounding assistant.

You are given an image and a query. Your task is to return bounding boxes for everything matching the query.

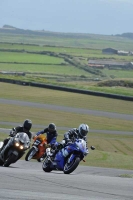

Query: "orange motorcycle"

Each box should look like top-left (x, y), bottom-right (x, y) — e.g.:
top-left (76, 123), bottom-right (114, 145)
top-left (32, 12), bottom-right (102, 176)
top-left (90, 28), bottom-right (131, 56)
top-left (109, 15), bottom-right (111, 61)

top-left (25, 134), bottom-right (47, 162)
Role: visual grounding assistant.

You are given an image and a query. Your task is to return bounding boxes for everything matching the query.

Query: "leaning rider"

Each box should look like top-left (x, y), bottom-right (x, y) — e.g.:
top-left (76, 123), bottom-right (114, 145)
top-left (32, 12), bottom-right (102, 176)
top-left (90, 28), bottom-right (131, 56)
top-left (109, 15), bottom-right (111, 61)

top-left (63, 123), bottom-right (89, 156)
top-left (35, 123), bottom-right (58, 145)
top-left (0, 119), bottom-right (32, 160)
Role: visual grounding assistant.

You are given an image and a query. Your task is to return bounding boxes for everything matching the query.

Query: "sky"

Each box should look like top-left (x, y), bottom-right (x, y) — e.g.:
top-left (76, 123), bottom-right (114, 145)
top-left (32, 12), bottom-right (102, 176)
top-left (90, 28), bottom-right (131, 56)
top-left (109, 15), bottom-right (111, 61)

top-left (0, 0), bottom-right (133, 35)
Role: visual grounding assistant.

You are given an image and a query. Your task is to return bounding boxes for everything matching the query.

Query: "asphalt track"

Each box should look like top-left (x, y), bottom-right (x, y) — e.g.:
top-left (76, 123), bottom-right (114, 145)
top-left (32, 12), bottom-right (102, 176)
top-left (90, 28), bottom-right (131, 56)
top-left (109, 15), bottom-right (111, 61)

top-left (0, 98), bottom-right (133, 199)
top-left (0, 160), bottom-right (133, 200)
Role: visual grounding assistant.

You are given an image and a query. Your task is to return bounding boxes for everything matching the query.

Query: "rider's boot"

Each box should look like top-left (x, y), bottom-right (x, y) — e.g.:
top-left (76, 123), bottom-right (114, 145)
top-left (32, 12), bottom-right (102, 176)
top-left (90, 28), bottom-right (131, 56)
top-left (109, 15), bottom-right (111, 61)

top-left (46, 148), bottom-right (54, 162)
top-left (38, 153), bottom-right (46, 162)
top-left (50, 149), bottom-right (58, 159)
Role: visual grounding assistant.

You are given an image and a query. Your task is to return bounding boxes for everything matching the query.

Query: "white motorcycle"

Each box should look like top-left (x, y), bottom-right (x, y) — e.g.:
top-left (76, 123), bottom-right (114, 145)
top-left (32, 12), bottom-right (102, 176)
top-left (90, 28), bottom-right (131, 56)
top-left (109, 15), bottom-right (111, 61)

top-left (0, 132), bottom-right (30, 167)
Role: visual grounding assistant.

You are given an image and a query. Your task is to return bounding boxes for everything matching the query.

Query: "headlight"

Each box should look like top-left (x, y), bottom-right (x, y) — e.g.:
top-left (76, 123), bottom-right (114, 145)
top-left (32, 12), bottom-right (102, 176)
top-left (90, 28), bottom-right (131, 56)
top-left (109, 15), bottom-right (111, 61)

top-left (15, 143), bottom-right (19, 147)
top-left (20, 146), bottom-right (24, 150)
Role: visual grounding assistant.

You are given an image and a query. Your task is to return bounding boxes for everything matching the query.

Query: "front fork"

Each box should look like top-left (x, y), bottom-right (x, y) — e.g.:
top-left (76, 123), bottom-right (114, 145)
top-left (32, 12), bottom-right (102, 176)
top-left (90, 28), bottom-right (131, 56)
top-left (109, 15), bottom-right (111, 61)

top-left (67, 153), bottom-right (83, 164)
top-left (67, 154), bottom-right (75, 164)
top-left (32, 145), bottom-right (38, 152)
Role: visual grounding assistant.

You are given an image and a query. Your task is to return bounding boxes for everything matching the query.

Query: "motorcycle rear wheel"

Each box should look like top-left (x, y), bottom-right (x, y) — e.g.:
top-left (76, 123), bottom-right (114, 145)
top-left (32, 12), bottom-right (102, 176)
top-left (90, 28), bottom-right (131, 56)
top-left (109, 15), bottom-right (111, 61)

top-left (25, 147), bottom-right (37, 161)
top-left (64, 157), bottom-right (80, 174)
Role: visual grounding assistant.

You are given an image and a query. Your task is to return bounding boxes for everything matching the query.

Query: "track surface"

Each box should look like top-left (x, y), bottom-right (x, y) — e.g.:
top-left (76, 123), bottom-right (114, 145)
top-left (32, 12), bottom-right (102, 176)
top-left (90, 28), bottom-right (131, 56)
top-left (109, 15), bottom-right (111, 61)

top-left (0, 160), bottom-right (133, 200)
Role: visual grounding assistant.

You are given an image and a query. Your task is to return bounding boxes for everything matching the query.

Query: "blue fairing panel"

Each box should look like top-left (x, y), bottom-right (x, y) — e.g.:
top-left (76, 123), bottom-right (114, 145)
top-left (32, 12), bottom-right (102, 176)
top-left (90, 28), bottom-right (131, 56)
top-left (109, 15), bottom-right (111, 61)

top-left (54, 150), bottom-right (65, 170)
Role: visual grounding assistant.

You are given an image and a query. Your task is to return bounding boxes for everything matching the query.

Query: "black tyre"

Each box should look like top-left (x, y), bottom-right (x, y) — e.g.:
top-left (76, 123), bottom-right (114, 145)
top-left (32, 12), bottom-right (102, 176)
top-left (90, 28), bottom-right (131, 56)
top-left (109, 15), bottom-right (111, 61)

top-left (25, 147), bottom-right (37, 161)
top-left (4, 154), bottom-right (17, 167)
top-left (64, 157), bottom-right (80, 174)
top-left (42, 158), bottom-right (52, 172)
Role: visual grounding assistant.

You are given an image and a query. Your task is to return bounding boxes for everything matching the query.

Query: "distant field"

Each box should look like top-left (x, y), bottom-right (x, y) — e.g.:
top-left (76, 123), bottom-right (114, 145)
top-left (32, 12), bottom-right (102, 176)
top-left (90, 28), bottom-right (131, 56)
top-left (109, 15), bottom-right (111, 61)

top-left (0, 43), bottom-right (102, 55)
top-left (0, 43), bottom-right (133, 62)
top-left (0, 63), bottom-right (92, 76)
top-left (0, 52), bottom-right (64, 64)
top-left (0, 42), bottom-right (133, 97)
top-left (1, 32), bottom-right (133, 50)
top-left (102, 69), bottom-right (133, 78)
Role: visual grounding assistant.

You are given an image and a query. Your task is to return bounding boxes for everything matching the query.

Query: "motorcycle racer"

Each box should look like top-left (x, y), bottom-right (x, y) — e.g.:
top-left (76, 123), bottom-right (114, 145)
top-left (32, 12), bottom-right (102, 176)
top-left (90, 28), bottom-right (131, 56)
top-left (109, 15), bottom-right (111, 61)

top-left (35, 123), bottom-right (58, 146)
top-left (64, 124), bottom-right (89, 156)
top-left (0, 119), bottom-right (32, 160)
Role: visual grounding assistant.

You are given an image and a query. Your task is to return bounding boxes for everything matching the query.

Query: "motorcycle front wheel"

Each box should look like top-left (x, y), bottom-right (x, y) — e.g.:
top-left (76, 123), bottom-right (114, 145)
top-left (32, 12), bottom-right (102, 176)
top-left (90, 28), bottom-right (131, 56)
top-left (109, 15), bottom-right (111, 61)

top-left (63, 157), bottom-right (80, 174)
top-left (25, 147), bottom-right (37, 161)
top-left (42, 157), bottom-right (52, 172)
top-left (4, 153), bottom-right (18, 167)
top-left (0, 158), bottom-right (4, 166)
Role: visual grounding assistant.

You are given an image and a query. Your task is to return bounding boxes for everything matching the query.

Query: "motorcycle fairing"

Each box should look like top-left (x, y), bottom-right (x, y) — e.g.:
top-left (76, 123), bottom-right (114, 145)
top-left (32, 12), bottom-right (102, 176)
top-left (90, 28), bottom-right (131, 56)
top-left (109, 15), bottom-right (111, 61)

top-left (53, 150), bottom-right (65, 170)
top-left (0, 141), bottom-right (4, 149)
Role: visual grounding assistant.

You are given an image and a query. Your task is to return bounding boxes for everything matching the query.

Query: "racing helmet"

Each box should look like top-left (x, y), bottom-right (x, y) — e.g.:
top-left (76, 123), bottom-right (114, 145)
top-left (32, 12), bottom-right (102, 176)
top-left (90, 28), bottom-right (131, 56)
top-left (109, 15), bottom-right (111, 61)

top-left (23, 119), bottom-right (32, 131)
top-left (48, 123), bottom-right (56, 132)
top-left (78, 124), bottom-right (89, 137)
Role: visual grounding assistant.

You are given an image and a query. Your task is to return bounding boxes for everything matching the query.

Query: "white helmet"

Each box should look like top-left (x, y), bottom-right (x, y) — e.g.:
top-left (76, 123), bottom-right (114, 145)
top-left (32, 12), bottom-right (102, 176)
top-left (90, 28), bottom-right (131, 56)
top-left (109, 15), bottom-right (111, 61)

top-left (78, 124), bottom-right (89, 137)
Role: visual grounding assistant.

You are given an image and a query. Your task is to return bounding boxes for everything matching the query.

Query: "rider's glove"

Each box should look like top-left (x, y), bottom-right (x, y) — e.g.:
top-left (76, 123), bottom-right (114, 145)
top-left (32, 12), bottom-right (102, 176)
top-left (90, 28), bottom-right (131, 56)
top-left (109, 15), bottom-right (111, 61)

top-left (9, 128), bottom-right (16, 137)
top-left (9, 130), bottom-right (15, 137)
top-left (33, 135), bottom-right (37, 139)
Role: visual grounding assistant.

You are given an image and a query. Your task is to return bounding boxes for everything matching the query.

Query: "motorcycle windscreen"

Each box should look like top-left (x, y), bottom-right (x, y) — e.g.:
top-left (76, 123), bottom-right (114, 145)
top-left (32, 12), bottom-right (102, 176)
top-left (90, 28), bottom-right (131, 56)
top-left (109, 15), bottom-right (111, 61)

top-left (16, 132), bottom-right (30, 148)
top-left (75, 139), bottom-right (87, 154)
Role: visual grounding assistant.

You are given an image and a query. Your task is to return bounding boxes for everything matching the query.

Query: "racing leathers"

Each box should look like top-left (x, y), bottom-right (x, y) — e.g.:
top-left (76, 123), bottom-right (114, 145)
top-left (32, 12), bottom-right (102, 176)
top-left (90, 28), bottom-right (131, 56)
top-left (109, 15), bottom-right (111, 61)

top-left (36, 127), bottom-right (58, 146)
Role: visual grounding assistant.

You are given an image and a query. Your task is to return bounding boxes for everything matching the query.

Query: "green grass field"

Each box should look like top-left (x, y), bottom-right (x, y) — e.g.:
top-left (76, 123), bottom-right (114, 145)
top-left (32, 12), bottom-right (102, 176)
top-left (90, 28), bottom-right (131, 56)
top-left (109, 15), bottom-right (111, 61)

top-left (0, 52), bottom-right (64, 64)
top-left (1, 32), bottom-right (133, 50)
top-left (103, 69), bottom-right (133, 78)
top-left (0, 43), bottom-right (133, 61)
top-left (0, 63), bottom-right (92, 76)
